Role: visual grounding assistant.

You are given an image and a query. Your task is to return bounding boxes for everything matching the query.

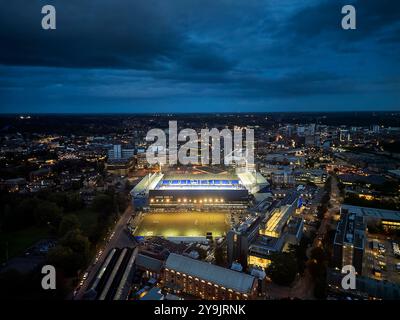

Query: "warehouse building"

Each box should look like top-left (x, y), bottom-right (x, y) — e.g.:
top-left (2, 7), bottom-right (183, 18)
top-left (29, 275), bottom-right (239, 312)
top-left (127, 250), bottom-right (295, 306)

top-left (163, 253), bottom-right (258, 300)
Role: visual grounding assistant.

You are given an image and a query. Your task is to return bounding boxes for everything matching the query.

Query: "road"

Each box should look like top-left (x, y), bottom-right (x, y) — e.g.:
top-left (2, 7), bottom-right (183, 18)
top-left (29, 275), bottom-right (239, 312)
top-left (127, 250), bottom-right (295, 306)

top-left (313, 176), bottom-right (341, 248)
top-left (268, 177), bottom-right (342, 300)
top-left (74, 204), bottom-right (136, 300)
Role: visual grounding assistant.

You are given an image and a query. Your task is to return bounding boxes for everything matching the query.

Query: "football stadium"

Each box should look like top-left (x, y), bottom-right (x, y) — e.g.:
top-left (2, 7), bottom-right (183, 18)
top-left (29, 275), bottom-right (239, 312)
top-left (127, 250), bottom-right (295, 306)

top-left (130, 169), bottom-right (268, 240)
top-left (132, 170), bottom-right (268, 208)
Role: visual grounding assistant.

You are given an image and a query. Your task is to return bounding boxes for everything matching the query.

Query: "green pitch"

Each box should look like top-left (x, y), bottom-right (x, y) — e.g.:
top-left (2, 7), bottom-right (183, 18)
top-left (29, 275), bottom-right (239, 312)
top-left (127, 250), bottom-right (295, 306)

top-left (134, 211), bottom-right (230, 237)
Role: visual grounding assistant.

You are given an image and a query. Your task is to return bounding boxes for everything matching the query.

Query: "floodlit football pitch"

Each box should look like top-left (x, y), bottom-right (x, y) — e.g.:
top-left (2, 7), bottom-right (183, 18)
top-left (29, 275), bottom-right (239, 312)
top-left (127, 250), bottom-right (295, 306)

top-left (134, 211), bottom-right (230, 237)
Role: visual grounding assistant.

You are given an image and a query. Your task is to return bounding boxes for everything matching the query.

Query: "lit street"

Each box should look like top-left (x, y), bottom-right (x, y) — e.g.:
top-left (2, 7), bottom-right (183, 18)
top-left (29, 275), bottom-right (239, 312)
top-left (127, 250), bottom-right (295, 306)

top-left (74, 204), bottom-right (136, 300)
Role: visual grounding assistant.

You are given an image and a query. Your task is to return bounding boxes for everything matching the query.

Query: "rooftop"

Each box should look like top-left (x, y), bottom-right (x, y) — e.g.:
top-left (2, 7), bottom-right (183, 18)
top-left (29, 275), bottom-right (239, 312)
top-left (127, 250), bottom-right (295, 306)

top-left (341, 204), bottom-right (400, 222)
top-left (334, 208), bottom-right (365, 249)
top-left (165, 253), bottom-right (256, 294)
top-left (131, 172), bottom-right (164, 194)
top-left (135, 253), bottom-right (164, 273)
top-left (249, 235), bottom-right (286, 253)
top-left (328, 270), bottom-right (400, 299)
top-left (140, 287), bottom-right (164, 300)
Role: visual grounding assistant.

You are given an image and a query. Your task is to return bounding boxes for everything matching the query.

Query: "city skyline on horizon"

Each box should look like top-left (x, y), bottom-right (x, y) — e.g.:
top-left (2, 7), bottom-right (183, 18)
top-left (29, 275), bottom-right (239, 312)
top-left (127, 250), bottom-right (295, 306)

top-left (1, 110), bottom-right (400, 115)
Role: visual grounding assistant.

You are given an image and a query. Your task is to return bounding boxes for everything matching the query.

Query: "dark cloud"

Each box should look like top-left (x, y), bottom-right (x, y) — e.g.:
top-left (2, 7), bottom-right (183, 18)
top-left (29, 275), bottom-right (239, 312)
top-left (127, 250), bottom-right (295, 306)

top-left (0, 0), bottom-right (247, 72)
top-left (0, 0), bottom-right (183, 69)
top-left (278, 0), bottom-right (400, 49)
top-left (0, 0), bottom-right (399, 112)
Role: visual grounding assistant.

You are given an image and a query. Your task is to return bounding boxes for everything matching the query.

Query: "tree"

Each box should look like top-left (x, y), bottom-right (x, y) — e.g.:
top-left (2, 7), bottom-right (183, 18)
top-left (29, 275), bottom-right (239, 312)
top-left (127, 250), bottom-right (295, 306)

top-left (314, 276), bottom-right (327, 299)
top-left (91, 194), bottom-right (115, 215)
top-left (58, 214), bottom-right (80, 236)
top-left (61, 229), bottom-right (90, 261)
top-left (48, 229), bottom-right (91, 276)
top-left (89, 194), bottom-right (118, 243)
top-left (34, 201), bottom-right (62, 227)
top-left (4, 197), bottom-right (39, 231)
top-left (267, 252), bottom-right (298, 286)
top-left (310, 247), bottom-right (326, 264)
top-left (288, 237), bottom-right (310, 275)
top-left (47, 245), bottom-right (82, 276)
top-left (48, 192), bottom-right (84, 212)
top-left (307, 246), bottom-right (328, 299)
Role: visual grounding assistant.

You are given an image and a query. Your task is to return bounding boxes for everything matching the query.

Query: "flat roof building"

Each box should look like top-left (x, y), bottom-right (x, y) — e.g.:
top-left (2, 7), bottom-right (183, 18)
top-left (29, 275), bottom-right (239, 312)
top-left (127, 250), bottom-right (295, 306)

top-left (261, 192), bottom-right (298, 238)
top-left (333, 207), bottom-right (366, 274)
top-left (227, 216), bottom-right (261, 269)
top-left (341, 204), bottom-right (400, 230)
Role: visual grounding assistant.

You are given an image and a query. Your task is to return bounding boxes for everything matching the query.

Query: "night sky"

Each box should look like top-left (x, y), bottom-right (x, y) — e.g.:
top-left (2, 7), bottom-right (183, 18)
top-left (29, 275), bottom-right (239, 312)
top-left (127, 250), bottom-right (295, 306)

top-left (0, 0), bottom-right (399, 113)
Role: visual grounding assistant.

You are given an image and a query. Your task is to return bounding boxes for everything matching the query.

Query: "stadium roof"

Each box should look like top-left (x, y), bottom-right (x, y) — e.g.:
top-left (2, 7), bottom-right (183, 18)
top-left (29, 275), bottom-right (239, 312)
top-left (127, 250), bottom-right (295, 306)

top-left (165, 253), bottom-right (256, 294)
top-left (156, 172), bottom-right (246, 190)
top-left (132, 173), bottom-right (164, 194)
top-left (162, 173), bottom-right (238, 180)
